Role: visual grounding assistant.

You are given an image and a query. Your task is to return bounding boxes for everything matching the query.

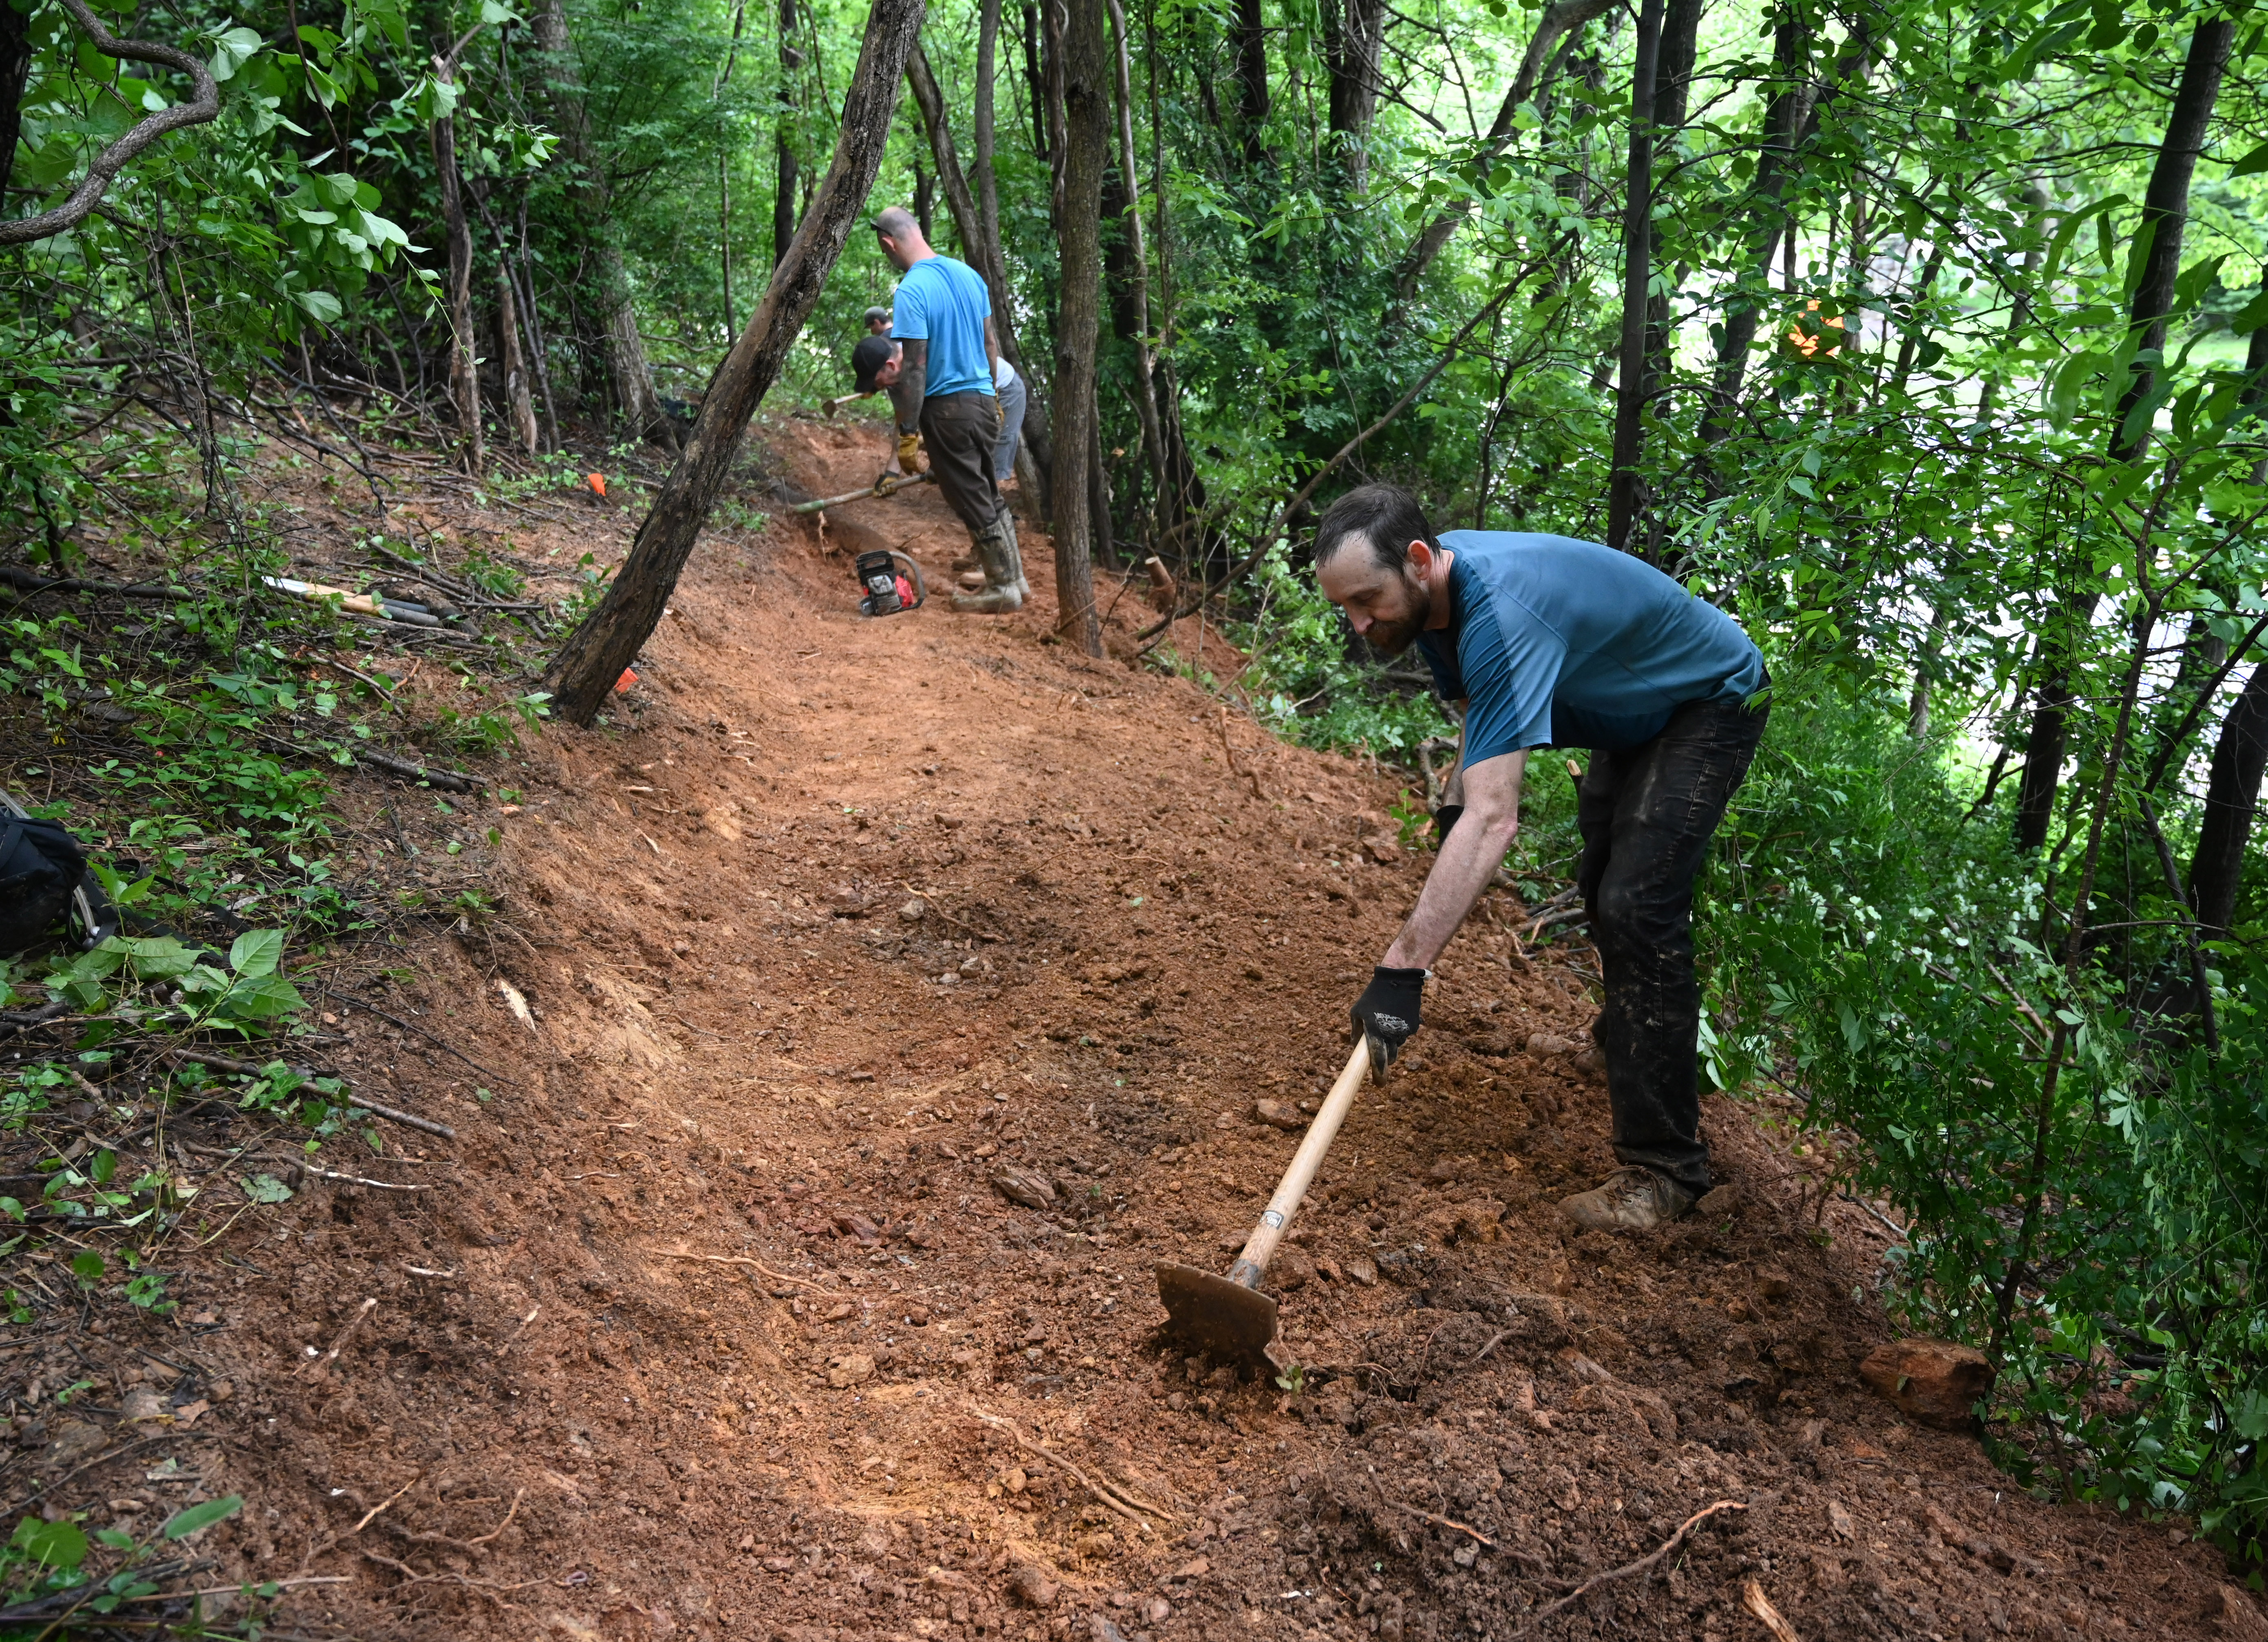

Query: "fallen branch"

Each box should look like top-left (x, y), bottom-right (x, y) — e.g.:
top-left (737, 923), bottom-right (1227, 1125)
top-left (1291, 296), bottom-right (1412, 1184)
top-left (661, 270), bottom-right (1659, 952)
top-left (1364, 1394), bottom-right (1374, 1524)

top-left (0, 566), bottom-right (195, 601)
top-left (298, 1163), bottom-right (434, 1192)
top-left (351, 747), bottom-right (478, 794)
top-left (1518, 1500), bottom-right (1746, 1632)
top-left (1742, 1578), bottom-right (1799, 1642)
top-left (964, 1403), bottom-right (1171, 1531)
top-left (166, 1049), bottom-right (457, 1140)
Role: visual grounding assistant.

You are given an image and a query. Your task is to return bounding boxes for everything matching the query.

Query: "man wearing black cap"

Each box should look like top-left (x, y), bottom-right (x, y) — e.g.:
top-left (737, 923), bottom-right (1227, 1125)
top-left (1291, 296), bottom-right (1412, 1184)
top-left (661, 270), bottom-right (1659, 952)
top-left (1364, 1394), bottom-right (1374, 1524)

top-left (855, 206), bottom-right (1026, 614)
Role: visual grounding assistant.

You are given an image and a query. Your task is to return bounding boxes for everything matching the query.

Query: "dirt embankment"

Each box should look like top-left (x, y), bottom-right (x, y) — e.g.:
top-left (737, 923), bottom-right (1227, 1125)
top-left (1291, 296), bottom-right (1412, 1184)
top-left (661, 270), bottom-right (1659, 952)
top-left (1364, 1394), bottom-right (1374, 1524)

top-left (5, 417), bottom-right (2253, 1641)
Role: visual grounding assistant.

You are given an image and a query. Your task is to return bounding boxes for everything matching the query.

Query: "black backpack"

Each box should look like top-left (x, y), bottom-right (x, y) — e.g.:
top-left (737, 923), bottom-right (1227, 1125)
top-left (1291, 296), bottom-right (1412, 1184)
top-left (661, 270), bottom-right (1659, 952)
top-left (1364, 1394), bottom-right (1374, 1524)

top-left (0, 795), bottom-right (115, 957)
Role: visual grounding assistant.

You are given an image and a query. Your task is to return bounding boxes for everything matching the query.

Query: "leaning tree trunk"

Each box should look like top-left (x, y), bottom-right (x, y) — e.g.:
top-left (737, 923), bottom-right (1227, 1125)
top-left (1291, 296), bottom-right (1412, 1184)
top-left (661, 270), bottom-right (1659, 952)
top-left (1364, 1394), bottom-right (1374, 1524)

top-left (428, 75), bottom-right (483, 474)
top-left (1602, 0), bottom-right (1663, 552)
top-left (2188, 661), bottom-right (2268, 939)
top-left (1047, 0), bottom-right (1108, 654)
top-left (542, 0), bottom-right (928, 724)
top-left (2013, 15), bottom-right (2235, 852)
top-left (532, 0), bottom-right (678, 451)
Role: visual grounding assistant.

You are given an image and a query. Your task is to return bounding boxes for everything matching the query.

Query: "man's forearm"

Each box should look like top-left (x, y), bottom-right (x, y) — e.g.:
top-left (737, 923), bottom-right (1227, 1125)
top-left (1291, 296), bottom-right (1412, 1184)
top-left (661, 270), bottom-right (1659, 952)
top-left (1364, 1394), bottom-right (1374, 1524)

top-left (1382, 748), bottom-right (1524, 971)
top-left (887, 375), bottom-right (923, 430)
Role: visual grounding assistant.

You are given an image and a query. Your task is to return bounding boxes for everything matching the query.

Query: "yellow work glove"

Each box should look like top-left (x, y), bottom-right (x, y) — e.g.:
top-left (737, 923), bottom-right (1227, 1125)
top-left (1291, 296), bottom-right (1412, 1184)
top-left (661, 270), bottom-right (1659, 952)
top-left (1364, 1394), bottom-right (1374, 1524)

top-left (897, 430), bottom-right (925, 474)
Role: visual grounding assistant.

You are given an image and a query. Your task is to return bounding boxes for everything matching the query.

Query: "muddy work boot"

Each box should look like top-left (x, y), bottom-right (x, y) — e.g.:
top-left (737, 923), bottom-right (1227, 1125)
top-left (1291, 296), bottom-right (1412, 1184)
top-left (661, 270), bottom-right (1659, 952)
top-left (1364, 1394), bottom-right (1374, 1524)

top-left (951, 517), bottom-right (1023, 614)
top-left (998, 509), bottom-right (1030, 601)
top-left (1557, 1167), bottom-right (1694, 1232)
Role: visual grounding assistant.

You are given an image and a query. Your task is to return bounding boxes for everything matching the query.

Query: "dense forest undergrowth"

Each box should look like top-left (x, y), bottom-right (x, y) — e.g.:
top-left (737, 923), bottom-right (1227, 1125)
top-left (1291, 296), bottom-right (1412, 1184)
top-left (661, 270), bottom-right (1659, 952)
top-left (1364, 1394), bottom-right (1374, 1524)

top-left (4, 0), bottom-right (2268, 1626)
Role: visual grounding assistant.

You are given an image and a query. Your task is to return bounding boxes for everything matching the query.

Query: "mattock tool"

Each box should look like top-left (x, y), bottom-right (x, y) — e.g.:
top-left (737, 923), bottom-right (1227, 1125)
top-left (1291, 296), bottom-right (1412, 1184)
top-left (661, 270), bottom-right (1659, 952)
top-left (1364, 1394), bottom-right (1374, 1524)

top-left (1154, 1036), bottom-right (1370, 1371)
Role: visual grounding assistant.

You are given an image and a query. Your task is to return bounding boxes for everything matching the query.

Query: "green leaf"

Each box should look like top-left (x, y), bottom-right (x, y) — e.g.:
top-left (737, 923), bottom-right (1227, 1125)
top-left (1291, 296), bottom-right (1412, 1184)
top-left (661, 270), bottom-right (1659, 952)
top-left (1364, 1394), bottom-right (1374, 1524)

top-left (93, 1528), bottom-right (134, 1550)
top-left (227, 928), bottom-right (284, 978)
top-left (2231, 142), bottom-right (2268, 179)
top-left (293, 289), bottom-right (344, 325)
top-left (2044, 349), bottom-right (2103, 429)
top-left (242, 1174), bottom-right (293, 1204)
top-left (70, 1249), bottom-right (106, 1284)
top-left (91, 1148), bottom-right (115, 1185)
top-left (207, 24), bottom-right (264, 82)
top-left (162, 1495), bottom-right (244, 1540)
top-left (11, 1516), bottom-right (88, 1569)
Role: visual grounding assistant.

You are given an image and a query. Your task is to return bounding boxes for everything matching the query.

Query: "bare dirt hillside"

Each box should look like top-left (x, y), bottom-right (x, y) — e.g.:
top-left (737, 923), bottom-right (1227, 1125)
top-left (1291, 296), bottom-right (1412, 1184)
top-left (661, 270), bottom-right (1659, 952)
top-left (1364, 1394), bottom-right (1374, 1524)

top-left (6, 417), bottom-right (2252, 1642)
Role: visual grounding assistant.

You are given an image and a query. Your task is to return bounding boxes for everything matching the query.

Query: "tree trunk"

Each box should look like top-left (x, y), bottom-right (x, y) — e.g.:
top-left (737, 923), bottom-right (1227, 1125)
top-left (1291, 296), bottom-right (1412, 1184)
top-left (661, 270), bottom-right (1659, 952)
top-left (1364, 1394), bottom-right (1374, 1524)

top-left (515, 196), bottom-right (560, 448)
top-left (1104, 0), bottom-right (1170, 547)
top-left (1634, 0), bottom-right (1702, 446)
top-left (496, 265), bottom-right (539, 455)
top-left (0, 0), bottom-right (32, 199)
top-left (532, 0), bottom-right (678, 450)
top-left (1048, 0), bottom-right (1108, 654)
top-left (773, 0), bottom-right (801, 266)
top-left (1233, 0), bottom-right (1268, 164)
top-left (976, 0), bottom-right (1003, 255)
top-left (542, 0), bottom-right (928, 724)
top-left (428, 88), bottom-right (483, 473)
top-left (1603, 0), bottom-right (1662, 552)
top-left (1320, 0), bottom-right (1386, 190)
top-left (2188, 662), bottom-right (2268, 939)
top-left (2013, 16), bottom-right (2234, 852)
top-left (905, 41), bottom-right (1054, 492)
top-left (1022, 3), bottom-right (1049, 162)
top-left (1389, 0), bottom-right (1614, 302)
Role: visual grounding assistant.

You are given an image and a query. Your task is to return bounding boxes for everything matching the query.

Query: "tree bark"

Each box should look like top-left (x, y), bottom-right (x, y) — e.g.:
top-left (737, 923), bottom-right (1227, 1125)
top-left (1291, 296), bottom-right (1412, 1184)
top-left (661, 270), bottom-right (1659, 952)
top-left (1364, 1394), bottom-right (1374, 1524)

top-left (541, 0), bottom-right (928, 725)
top-left (773, 0), bottom-right (801, 267)
top-left (0, 0), bottom-right (31, 203)
top-left (1022, 3), bottom-right (1050, 162)
top-left (496, 266), bottom-right (539, 455)
top-left (905, 41), bottom-right (1054, 488)
top-left (1047, 0), bottom-right (1108, 654)
top-left (532, 0), bottom-right (677, 450)
top-left (2188, 662), bottom-right (2268, 939)
top-left (976, 0), bottom-right (1003, 256)
top-left (1233, 0), bottom-right (1268, 164)
top-left (1104, 0), bottom-right (1168, 536)
top-left (427, 75), bottom-right (483, 473)
top-left (1603, 0), bottom-right (1663, 553)
top-left (1388, 0), bottom-right (1614, 301)
top-left (2013, 16), bottom-right (2234, 852)
top-left (1634, 0), bottom-right (1702, 441)
top-left (1696, 13), bottom-right (1816, 448)
top-left (1320, 0), bottom-right (1386, 190)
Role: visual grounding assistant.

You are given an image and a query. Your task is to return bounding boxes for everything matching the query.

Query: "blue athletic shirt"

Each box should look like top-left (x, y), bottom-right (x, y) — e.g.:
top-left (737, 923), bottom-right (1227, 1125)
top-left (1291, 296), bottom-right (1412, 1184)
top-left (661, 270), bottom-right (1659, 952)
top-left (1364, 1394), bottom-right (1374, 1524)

top-left (890, 254), bottom-right (995, 400)
top-left (1412, 531), bottom-right (1764, 759)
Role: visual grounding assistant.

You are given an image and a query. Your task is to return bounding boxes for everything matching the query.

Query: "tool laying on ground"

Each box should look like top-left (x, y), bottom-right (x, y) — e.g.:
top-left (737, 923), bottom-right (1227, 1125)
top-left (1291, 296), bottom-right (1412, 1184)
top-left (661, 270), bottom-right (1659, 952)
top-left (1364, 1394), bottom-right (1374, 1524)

top-left (1155, 1036), bottom-right (1372, 1370)
top-left (789, 470), bottom-right (935, 515)
top-left (855, 549), bottom-right (926, 617)
top-left (261, 575), bottom-right (448, 628)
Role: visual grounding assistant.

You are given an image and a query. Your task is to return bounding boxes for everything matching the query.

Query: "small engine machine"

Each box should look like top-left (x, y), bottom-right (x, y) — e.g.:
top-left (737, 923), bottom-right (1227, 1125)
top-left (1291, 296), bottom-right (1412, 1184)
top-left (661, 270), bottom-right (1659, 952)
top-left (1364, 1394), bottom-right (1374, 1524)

top-left (855, 548), bottom-right (926, 618)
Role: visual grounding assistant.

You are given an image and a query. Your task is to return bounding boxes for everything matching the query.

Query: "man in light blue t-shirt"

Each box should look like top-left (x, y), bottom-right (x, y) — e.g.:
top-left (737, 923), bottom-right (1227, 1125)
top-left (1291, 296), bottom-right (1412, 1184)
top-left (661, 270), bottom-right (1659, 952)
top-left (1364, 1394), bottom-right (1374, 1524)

top-left (871, 206), bottom-right (1026, 614)
top-left (1314, 483), bottom-right (1769, 1232)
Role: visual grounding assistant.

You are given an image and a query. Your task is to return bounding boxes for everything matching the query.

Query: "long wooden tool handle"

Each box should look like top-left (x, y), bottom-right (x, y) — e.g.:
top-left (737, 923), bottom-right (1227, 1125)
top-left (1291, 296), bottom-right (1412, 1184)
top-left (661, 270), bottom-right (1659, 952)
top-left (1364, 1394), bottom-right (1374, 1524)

top-left (1226, 1036), bottom-right (1370, 1289)
top-left (788, 470), bottom-right (936, 515)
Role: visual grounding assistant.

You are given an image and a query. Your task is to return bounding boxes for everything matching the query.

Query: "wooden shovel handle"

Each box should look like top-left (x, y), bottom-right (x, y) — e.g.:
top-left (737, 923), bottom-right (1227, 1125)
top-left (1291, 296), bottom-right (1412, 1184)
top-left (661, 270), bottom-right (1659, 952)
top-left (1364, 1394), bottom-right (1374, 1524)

top-left (1226, 1036), bottom-right (1370, 1289)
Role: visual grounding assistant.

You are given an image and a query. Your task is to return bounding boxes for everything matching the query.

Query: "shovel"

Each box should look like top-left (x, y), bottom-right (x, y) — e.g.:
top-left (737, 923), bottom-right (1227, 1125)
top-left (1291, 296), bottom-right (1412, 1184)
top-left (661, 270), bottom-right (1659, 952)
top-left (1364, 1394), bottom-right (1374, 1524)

top-left (1154, 1035), bottom-right (1371, 1371)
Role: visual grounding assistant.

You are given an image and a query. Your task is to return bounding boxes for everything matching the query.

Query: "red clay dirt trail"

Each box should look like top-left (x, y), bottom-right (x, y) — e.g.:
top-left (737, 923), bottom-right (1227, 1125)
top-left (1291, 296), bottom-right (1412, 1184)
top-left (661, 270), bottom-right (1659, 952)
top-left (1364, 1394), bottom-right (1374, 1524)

top-left (90, 418), bottom-right (2255, 1640)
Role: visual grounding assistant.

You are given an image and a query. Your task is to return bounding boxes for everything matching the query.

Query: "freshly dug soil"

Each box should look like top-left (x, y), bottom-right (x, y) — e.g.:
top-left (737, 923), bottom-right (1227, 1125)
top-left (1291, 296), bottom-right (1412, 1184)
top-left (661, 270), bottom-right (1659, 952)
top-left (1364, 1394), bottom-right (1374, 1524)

top-left (3, 418), bottom-right (2252, 1641)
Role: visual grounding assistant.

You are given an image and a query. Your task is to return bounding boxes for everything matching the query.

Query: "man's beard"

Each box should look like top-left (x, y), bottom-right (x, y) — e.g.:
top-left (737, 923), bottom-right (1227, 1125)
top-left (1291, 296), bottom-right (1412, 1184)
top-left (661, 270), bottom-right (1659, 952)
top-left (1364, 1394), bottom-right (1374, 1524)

top-left (1362, 582), bottom-right (1432, 657)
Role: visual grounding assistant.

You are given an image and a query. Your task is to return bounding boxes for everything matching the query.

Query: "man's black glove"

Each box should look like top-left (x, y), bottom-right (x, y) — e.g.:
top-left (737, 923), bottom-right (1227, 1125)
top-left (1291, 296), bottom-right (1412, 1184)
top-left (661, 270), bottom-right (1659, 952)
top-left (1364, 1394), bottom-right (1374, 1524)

top-left (1432, 803), bottom-right (1463, 845)
top-left (1351, 965), bottom-right (1427, 1080)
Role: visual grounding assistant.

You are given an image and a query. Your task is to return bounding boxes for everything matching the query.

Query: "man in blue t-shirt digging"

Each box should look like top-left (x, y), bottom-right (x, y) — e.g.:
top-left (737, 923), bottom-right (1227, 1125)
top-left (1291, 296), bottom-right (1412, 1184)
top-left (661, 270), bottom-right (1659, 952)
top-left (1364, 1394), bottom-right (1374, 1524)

top-left (863, 206), bottom-right (1027, 614)
top-left (1315, 484), bottom-right (1769, 1231)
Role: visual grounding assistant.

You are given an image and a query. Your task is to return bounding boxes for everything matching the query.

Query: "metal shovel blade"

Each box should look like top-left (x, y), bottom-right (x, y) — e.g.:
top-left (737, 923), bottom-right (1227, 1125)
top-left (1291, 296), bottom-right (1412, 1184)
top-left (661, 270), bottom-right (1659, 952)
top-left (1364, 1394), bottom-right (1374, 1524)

top-left (1155, 1262), bottom-right (1279, 1369)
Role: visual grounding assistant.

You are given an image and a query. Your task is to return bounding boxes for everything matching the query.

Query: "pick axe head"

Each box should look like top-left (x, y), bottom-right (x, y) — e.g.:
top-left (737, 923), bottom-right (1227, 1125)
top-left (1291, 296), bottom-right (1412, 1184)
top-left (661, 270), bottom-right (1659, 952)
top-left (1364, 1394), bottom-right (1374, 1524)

top-left (1155, 1263), bottom-right (1280, 1373)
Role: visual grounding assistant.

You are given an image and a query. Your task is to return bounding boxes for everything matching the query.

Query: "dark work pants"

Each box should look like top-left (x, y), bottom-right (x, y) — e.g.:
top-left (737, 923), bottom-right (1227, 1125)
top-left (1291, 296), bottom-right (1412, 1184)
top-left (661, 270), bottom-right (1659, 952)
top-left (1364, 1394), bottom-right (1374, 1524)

top-left (1574, 690), bottom-right (1769, 1196)
top-left (919, 390), bottom-right (1003, 535)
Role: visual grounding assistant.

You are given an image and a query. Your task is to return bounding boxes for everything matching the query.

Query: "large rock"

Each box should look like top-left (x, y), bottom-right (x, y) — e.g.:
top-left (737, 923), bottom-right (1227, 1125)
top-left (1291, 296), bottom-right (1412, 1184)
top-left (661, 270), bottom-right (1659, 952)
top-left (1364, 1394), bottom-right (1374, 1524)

top-left (1858, 1337), bottom-right (1993, 1428)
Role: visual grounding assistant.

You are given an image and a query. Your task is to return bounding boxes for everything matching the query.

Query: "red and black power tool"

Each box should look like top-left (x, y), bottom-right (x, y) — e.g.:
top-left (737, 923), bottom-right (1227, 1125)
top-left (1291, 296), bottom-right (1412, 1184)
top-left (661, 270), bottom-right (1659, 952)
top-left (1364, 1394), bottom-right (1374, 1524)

top-left (855, 549), bottom-right (926, 618)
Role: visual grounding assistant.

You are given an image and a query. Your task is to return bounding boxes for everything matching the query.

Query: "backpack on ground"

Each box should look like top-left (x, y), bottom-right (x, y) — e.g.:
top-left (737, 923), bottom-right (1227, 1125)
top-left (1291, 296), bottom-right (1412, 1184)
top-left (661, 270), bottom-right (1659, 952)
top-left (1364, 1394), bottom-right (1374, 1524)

top-left (0, 792), bottom-right (117, 957)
